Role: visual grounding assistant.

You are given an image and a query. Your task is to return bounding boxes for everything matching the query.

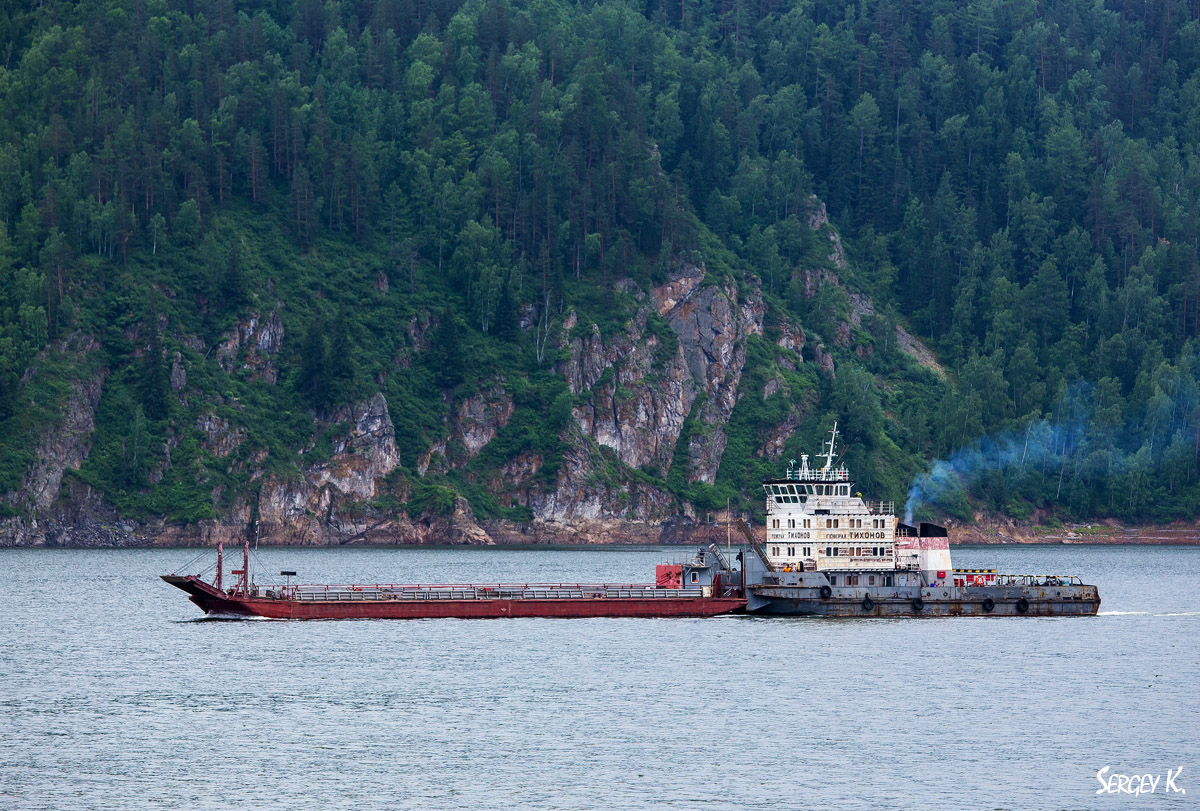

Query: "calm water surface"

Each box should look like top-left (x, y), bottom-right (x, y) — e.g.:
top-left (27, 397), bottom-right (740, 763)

top-left (2, 544), bottom-right (1197, 810)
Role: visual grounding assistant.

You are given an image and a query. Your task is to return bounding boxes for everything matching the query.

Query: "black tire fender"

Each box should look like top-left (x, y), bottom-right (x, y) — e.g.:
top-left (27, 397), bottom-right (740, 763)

top-left (1016, 597), bottom-right (1030, 613)
top-left (911, 597), bottom-right (924, 612)
top-left (862, 596), bottom-right (874, 612)
top-left (819, 585), bottom-right (832, 599)
top-left (981, 597), bottom-right (995, 613)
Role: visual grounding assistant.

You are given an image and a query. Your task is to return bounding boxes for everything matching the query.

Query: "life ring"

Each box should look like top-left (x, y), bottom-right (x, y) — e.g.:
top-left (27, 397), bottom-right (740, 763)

top-left (911, 597), bottom-right (924, 612)
top-left (981, 597), bottom-right (995, 613)
top-left (819, 585), bottom-right (832, 599)
top-left (1016, 597), bottom-right (1030, 613)
top-left (862, 596), bottom-right (874, 612)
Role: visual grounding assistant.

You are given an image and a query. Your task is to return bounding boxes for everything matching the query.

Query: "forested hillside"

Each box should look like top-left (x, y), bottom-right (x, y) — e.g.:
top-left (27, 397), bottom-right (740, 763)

top-left (2, 0), bottom-right (1200, 545)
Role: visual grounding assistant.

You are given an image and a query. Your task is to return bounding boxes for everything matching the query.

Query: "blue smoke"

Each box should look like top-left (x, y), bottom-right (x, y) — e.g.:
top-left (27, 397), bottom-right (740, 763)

top-left (904, 391), bottom-right (1093, 524)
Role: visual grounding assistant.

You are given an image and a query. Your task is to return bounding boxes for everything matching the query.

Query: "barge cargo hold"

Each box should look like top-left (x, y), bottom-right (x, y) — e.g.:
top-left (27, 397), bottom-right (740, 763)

top-left (162, 544), bottom-right (746, 620)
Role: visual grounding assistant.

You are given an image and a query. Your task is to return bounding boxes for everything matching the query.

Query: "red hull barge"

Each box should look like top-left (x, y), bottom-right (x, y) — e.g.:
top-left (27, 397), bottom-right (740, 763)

top-left (162, 543), bottom-right (746, 620)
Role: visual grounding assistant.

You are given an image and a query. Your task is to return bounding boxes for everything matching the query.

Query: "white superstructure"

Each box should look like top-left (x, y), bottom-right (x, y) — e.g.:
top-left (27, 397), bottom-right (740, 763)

top-left (760, 423), bottom-right (952, 581)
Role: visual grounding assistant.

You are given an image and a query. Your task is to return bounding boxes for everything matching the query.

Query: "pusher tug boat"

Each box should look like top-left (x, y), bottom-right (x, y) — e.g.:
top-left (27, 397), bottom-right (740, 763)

top-left (161, 542), bottom-right (746, 619)
top-left (738, 423), bottom-right (1101, 616)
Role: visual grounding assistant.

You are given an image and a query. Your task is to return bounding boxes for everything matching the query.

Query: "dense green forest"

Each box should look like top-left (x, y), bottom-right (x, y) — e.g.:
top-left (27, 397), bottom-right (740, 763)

top-left (2, 0), bottom-right (1200, 530)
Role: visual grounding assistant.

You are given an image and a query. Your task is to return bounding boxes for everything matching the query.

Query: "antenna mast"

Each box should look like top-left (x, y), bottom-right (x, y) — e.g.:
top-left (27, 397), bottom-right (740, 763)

top-left (822, 421), bottom-right (839, 471)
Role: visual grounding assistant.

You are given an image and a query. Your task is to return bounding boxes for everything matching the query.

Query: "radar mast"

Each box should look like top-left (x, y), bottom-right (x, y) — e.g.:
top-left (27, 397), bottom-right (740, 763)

top-left (821, 422), bottom-right (839, 471)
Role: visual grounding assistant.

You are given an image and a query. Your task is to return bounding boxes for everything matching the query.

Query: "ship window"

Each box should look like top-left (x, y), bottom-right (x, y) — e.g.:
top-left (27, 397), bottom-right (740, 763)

top-left (828, 575), bottom-right (837, 585)
top-left (869, 575), bottom-right (875, 585)
top-left (885, 576), bottom-right (893, 587)
top-left (772, 547), bottom-right (779, 556)
top-left (832, 547), bottom-right (839, 556)
top-left (691, 572), bottom-right (699, 583)
top-left (825, 546), bottom-right (832, 556)
top-left (833, 519), bottom-right (839, 528)
top-left (787, 546), bottom-right (794, 556)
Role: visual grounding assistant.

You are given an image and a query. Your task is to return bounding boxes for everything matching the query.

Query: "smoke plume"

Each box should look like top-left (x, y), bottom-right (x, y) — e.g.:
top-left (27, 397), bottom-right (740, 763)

top-left (903, 386), bottom-right (1097, 523)
top-left (903, 418), bottom-right (1085, 523)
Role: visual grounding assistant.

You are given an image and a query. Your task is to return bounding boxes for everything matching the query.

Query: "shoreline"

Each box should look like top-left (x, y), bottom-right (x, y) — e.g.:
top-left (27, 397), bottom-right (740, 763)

top-left (2, 527), bottom-right (1200, 547)
top-left (949, 521), bottom-right (1200, 546)
top-left (2, 513), bottom-right (1200, 551)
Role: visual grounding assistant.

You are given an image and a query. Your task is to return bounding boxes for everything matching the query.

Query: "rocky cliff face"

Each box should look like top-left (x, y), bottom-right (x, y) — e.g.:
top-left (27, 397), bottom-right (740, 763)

top-left (563, 309), bottom-right (694, 474)
top-left (666, 275), bottom-right (764, 483)
top-left (1, 198), bottom-right (937, 548)
top-left (16, 369), bottom-right (105, 511)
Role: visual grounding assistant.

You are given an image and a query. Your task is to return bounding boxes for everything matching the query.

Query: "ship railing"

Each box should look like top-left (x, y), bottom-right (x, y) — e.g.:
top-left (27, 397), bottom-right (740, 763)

top-left (266, 583), bottom-right (712, 601)
top-left (990, 574), bottom-right (1085, 587)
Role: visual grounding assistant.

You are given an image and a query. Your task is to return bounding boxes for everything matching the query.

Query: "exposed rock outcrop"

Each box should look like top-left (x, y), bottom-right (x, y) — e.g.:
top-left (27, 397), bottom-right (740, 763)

top-left (454, 387), bottom-right (514, 457)
top-left (667, 275), bottom-right (764, 483)
top-left (197, 413), bottom-right (246, 458)
top-left (17, 369), bottom-right (106, 511)
top-left (250, 393), bottom-right (402, 544)
top-left (307, 393), bottom-right (400, 500)
top-left (564, 315), bottom-right (694, 473)
top-left (3, 335), bottom-right (105, 517)
top-left (216, 310), bottom-right (284, 383)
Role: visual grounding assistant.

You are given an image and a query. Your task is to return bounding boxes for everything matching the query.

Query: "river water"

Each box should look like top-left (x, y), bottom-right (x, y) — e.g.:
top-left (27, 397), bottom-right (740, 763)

top-left (2, 544), bottom-right (1196, 810)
